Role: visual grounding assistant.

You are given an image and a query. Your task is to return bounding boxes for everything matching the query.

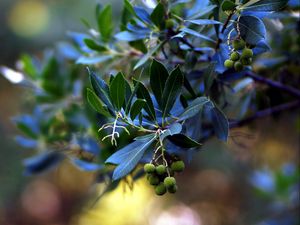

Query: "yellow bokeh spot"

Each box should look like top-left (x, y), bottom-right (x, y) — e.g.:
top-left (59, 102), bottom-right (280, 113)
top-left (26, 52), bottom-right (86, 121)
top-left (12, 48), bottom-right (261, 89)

top-left (73, 179), bottom-right (154, 225)
top-left (8, 0), bottom-right (50, 38)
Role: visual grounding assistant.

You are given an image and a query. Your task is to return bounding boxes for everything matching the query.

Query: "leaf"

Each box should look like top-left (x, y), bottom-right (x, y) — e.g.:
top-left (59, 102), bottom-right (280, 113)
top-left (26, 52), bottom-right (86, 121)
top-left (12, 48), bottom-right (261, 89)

top-left (124, 0), bottom-right (136, 16)
top-left (221, 0), bottom-right (237, 11)
top-left (236, 16), bottom-right (266, 45)
top-left (84, 39), bottom-right (107, 52)
top-left (88, 69), bottom-right (114, 112)
top-left (188, 4), bottom-right (217, 19)
top-left (150, 3), bottom-right (165, 28)
top-left (20, 54), bottom-right (38, 80)
top-left (125, 80), bottom-right (140, 114)
top-left (109, 72), bottom-right (126, 110)
top-left (134, 6), bottom-right (152, 24)
top-left (134, 42), bottom-right (162, 70)
top-left (14, 115), bottom-right (40, 139)
top-left (86, 88), bottom-right (110, 116)
top-left (203, 63), bottom-right (217, 94)
top-left (98, 5), bottom-right (113, 41)
top-left (23, 152), bottom-right (64, 176)
top-left (115, 31), bottom-right (148, 41)
top-left (150, 59), bottom-right (169, 107)
top-left (161, 66), bottom-right (184, 119)
top-left (135, 80), bottom-right (156, 121)
top-left (178, 97), bottom-right (210, 121)
top-left (71, 158), bottom-right (102, 171)
top-left (160, 123), bottom-right (182, 140)
top-left (180, 27), bottom-right (216, 43)
top-left (15, 136), bottom-right (37, 149)
top-left (130, 99), bottom-right (146, 120)
top-left (72, 136), bottom-right (101, 156)
top-left (105, 135), bottom-right (156, 180)
top-left (208, 103), bottom-right (229, 141)
top-left (242, 0), bottom-right (288, 12)
top-left (186, 19), bottom-right (222, 25)
top-left (76, 55), bottom-right (113, 65)
top-left (168, 134), bottom-right (202, 148)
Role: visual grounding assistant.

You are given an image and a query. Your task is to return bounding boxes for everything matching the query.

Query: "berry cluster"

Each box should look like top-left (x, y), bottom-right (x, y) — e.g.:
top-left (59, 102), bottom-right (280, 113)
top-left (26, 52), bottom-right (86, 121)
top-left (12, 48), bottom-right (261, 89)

top-left (224, 39), bottom-right (254, 71)
top-left (144, 160), bottom-right (185, 196)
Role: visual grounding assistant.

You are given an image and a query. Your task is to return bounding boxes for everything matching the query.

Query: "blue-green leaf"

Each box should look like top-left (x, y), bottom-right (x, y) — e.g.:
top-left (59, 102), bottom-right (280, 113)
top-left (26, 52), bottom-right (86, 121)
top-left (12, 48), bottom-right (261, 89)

top-left (178, 97), bottom-right (210, 121)
top-left (130, 99), bottom-right (146, 120)
top-left (161, 66), bottom-right (184, 119)
top-left (71, 158), bottom-right (103, 171)
top-left (242, 0), bottom-right (288, 12)
top-left (160, 123), bottom-right (182, 140)
top-left (84, 39), bottom-right (107, 52)
top-left (134, 43), bottom-right (162, 70)
top-left (203, 63), bottom-right (217, 94)
top-left (236, 16), bottom-right (266, 45)
top-left (76, 55), bottom-right (112, 65)
top-left (168, 134), bottom-right (202, 148)
top-left (185, 19), bottom-right (222, 25)
top-left (115, 31), bottom-right (148, 41)
top-left (150, 59), bottom-right (169, 107)
top-left (180, 27), bottom-right (216, 43)
top-left (109, 72), bottom-right (126, 110)
top-left (208, 103), bottom-right (229, 141)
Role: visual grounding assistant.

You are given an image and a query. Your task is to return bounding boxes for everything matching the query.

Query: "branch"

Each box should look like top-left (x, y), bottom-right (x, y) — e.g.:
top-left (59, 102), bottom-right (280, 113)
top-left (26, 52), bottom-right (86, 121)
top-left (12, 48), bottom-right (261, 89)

top-left (229, 100), bottom-right (300, 128)
top-left (215, 12), bottom-right (234, 50)
top-left (245, 72), bottom-right (300, 98)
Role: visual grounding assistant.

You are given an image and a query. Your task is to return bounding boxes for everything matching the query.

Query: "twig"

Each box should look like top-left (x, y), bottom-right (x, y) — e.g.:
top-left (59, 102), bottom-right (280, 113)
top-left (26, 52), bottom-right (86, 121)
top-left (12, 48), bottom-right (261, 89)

top-left (215, 12), bottom-right (234, 50)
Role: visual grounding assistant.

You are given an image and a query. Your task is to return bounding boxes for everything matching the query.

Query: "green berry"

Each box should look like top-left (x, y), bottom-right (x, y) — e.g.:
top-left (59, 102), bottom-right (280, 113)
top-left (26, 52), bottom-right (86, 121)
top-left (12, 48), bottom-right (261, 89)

top-left (230, 52), bottom-right (240, 61)
top-left (241, 48), bottom-right (253, 59)
top-left (234, 61), bottom-right (243, 71)
top-left (171, 160), bottom-right (185, 172)
top-left (156, 165), bottom-right (167, 175)
top-left (241, 57), bottom-right (252, 66)
top-left (144, 163), bottom-right (155, 173)
top-left (155, 183), bottom-right (167, 196)
top-left (224, 59), bottom-right (234, 69)
top-left (166, 19), bottom-right (175, 29)
top-left (167, 184), bottom-right (178, 194)
top-left (164, 177), bottom-right (176, 188)
top-left (148, 175), bottom-right (160, 185)
top-left (232, 39), bottom-right (246, 50)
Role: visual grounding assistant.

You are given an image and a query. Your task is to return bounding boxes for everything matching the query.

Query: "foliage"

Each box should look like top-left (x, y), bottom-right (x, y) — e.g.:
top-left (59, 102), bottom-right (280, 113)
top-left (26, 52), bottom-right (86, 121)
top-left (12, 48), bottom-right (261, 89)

top-left (1, 0), bottom-right (299, 201)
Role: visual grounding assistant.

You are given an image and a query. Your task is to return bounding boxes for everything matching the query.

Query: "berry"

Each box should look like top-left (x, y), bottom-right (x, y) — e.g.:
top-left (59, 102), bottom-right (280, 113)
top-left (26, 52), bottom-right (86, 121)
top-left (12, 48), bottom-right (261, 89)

top-left (241, 57), bottom-right (252, 66)
top-left (241, 48), bottom-right (253, 59)
top-left (171, 160), bottom-right (185, 172)
top-left (155, 183), bottom-right (167, 196)
top-left (230, 52), bottom-right (240, 61)
top-left (148, 175), bottom-right (160, 185)
top-left (232, 39), bottom-right (245, 50)
top-left (166, 19), bottom-right (175, 29)
top-left (224, 59), bottom-right (234, 69)
top-left (164, 177), bottom-right (176, 188)
top-left (234, 61), bottom-right (243, 71)
top-left (167, 184), bottom-right (178, 194)
top-left (156, 165), bottom-right (166, 175)
top-left (144, 163), bottom-right (155, 173)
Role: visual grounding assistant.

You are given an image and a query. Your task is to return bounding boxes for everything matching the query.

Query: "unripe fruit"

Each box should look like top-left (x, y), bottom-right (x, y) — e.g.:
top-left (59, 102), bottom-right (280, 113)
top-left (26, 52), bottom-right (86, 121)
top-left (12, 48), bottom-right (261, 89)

top-left (156, 165), bottom-right (167, 175)
top-left (164, 177), bottom-right (176, 188)
top-left (241, 48), bottom-right (253, 59)
top-left (224, 59), bottom-right (234, 69)
top-left (171, 160), bottom-right (185, 172)
top-left (230, 52), bottom-right (240, 61)
top-left (234, 61), bottom-right (243, 72)
top-left (168, 184), bottom-right (178, 193)
top-left (148, 175), bottom-right (160, 185)
top-left (241, 57), bottom-right (252, 66)
top-left (144, 163), bottom-right (155, 173)
top-left (232, 39), bottom-right (245, 50)
top-left (155, 183), bottom-right (167, 196)
top-left (166, 19), bottom-right (175, 29)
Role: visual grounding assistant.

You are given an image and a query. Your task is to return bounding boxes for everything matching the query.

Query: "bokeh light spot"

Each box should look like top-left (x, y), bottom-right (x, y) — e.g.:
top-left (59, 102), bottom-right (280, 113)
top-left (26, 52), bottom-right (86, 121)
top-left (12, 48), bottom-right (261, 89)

top-left (8, 0), bottom-right (50, 38)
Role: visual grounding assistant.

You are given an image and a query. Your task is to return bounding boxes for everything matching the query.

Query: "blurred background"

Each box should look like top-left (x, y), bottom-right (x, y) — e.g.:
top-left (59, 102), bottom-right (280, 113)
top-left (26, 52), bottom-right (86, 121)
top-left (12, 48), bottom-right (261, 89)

top-left (0, 0), bottom-right (299, 225)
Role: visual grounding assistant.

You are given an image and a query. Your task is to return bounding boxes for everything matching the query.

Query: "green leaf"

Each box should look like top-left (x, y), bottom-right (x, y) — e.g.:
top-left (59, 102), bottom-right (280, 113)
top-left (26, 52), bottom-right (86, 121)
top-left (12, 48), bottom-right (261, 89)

top-left (130, 99), bottom-right (146, 120)
top-left (168, 134), bottom-right (202, 148)
top-left (88, 69), bottom-right (114, 112)
top-left (98, 5), bottom-right (113, 41)
top-left (150, 3), bottom-right (165, 29)
top-left (221, 0), bottom-right (237, 11)
top-left (86, 88), bottom-right (110, 116)
top-left (124, 0), bottom-right (136, 16)
top-left (161, 66), bottom-right (184, 119)
top-left (178, 97), bottom-right (210, 121)
top-left (84, 39), bottom-right (107, 52)
top-left (20, 54), bottom-right (38, 80)
top-left (125, 80), bottom-right (139, 114)
top-left (203, 63), bottom-right (217, 94)
top-left (135, 80), bottom-right (156, 121)
top-left (150, 59), bottom-right (169, 107)
top-left (109, 72), bottom-right (126, 110)
top-left (134, 43), bottom-right (162, 70)
top-left (242, 0), bottom-right (288, 12)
